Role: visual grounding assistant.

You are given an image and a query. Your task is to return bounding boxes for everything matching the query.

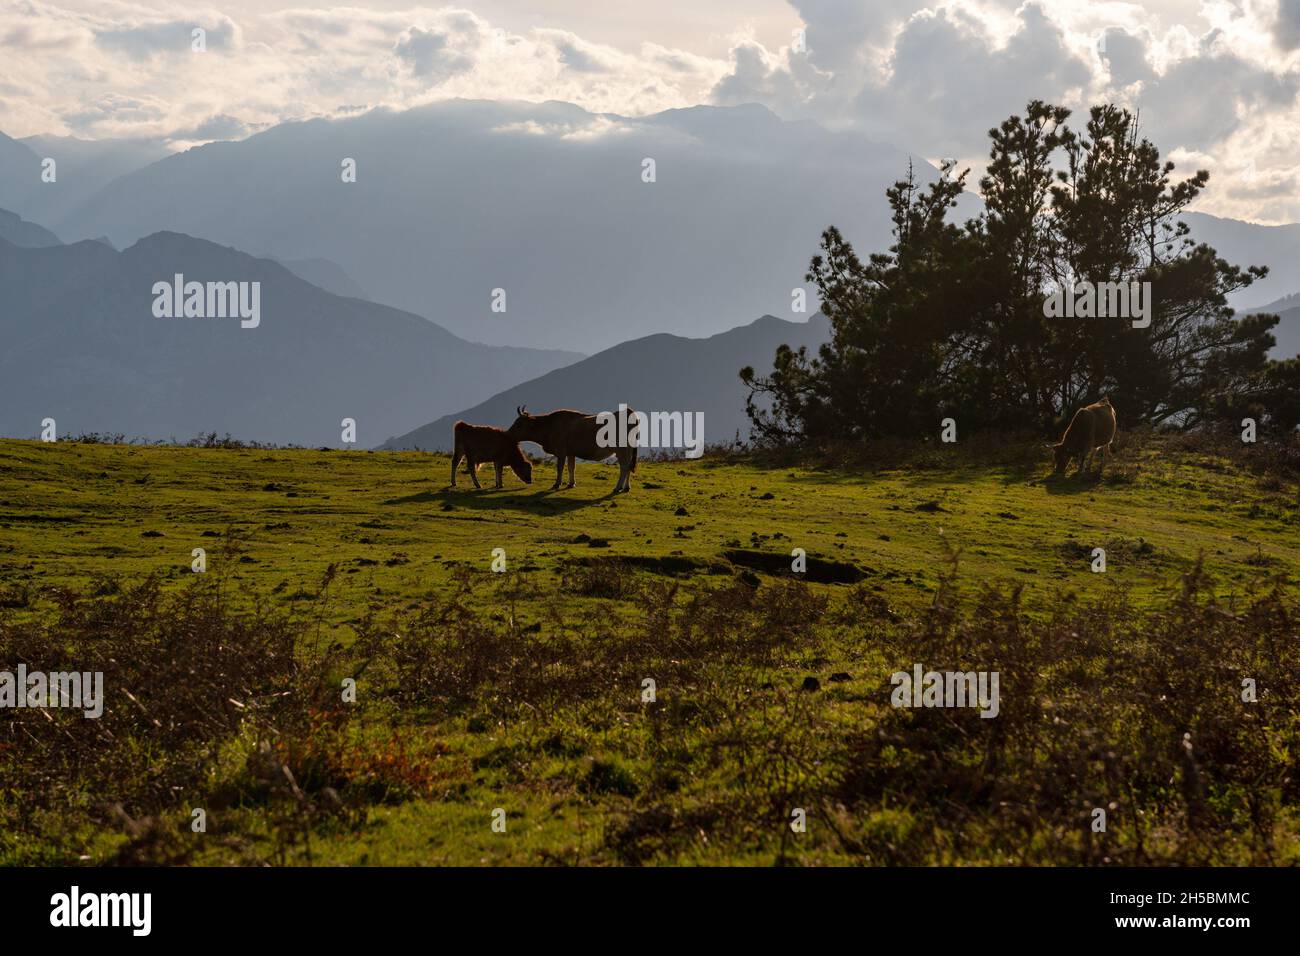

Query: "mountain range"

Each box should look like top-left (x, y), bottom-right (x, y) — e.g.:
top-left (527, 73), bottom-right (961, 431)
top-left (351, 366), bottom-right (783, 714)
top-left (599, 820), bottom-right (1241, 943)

top-left (0, 229), bottom-right (580, 446)
top-left (379, 313), bottom-right (832, 451)
top-left (1181, 212), bottom-right (1300, 312)
top-left (2, 101), bottom-right (918, 352)
top-left (1247, 293), bottom-right (1300, 361)
top-left (4, 103), bottom-right (1296, 354)
top-left (1, 101), bottom-right (1297, 448)
top-left (0, 207), bottom-right (60, 248)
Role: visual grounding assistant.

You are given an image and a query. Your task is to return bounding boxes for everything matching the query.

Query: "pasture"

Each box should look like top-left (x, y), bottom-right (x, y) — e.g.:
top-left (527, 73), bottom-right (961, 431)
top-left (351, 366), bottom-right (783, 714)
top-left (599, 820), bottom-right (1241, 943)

top-left (1, 431), bottom-right (1297, 865)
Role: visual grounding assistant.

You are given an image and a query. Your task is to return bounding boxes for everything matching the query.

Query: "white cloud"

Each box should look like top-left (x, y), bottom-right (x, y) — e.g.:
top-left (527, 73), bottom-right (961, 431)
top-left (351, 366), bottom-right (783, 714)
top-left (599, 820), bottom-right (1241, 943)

top-left (0, 3), bottom-right (725, 143)
top-left (706, 1), bottom-right (1300, 222)
top-left (1275, 0), bottom-right (1300, 49)
top-left (394, 20), bottom-right (479, 82)
top-left (0, 0), bottom-right (1297, 221)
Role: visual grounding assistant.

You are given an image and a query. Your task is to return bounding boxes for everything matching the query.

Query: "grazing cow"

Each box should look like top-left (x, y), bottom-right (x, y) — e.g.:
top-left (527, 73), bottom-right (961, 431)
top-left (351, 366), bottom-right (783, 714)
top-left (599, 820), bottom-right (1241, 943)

top-left (506, 405), bottom-right (638, 493)
top-left (1051, 397), bottom-right (1117, 475)
top-left (450, 421), bottom-right (532, 489)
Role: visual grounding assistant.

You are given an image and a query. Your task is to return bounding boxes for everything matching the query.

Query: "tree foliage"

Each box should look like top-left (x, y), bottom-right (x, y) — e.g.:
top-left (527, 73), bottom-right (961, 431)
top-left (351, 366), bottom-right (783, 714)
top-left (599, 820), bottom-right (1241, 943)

top-left (741, 101), bottom-right (1294, 444)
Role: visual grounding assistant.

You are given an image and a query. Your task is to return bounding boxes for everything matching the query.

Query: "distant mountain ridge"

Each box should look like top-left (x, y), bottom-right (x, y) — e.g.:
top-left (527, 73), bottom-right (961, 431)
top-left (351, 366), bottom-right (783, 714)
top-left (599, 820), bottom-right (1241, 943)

top-left (0, 132), bottom-right (39, 216)
top-left (28, 100), bottom-right (916, 352)
top-left (1244, 292), bottom-right (1300, 360)
top-left (1181, 212), bottom-right (1300, 311)
top-left (13, 134), bottom-right (171, 228)
top-left (0, 231), bottom-right (583, 446)
top-left (380, 313), bottom-right (833, 452)
top-left (2, 106), bottom-right (1296, 352)
top-left (266, 255), bottom-right (370, 301)
top-left (0, 207), bottom-right (60, 247)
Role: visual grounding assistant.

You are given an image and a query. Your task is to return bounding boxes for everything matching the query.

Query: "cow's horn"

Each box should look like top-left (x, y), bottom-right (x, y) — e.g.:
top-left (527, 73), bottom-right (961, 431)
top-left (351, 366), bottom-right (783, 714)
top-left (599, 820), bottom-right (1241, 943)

top-left (516, 405), bottom-right (523, 416)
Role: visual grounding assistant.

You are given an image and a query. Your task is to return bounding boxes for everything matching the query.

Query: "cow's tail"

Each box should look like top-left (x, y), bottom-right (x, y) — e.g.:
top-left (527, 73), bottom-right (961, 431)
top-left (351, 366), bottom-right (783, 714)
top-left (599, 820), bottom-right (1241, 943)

top-left (629, 444), bottom-right (638, 472)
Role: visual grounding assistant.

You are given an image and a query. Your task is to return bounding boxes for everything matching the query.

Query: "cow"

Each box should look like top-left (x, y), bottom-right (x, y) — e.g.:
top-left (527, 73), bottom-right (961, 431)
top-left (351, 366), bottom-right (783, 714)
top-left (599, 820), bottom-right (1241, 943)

top-left (506, 405), bottom-right (638, 493)
top-left (450, 421), bottom-right (533, 489)
top-left (1051, 397), bottom-right (1117, 476)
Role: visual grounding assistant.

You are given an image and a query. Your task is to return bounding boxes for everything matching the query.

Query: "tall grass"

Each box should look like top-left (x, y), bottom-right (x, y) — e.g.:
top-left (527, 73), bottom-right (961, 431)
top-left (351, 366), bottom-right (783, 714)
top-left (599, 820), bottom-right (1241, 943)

top-left (2, 541), bottom-right (1295, 865)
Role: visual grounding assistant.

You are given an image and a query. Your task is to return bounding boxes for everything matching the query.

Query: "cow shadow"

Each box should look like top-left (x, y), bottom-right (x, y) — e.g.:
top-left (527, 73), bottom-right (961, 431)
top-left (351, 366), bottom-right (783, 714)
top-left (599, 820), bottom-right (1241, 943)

top-left (1041, 471), bottom-right (1106, 494)
top-left (383, 485), bottom-right (621, 515)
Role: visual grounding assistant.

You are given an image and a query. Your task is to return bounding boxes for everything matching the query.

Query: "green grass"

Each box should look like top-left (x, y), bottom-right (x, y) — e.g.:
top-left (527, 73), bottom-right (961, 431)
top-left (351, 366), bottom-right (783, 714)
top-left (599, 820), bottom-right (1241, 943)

top-left (2, 434), bottom-right (1297, 616)
top-left (1, 432), bottom-right (1297, 866)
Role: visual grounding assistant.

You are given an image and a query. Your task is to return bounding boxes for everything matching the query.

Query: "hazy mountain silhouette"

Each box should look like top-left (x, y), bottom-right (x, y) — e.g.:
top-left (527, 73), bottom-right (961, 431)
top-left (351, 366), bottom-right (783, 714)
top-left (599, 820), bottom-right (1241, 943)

top-left (1181, 212), bottom-right (1300, 310)
top-left (13, 135), bottom-right (171, 228)
top-left (0, 232), bottom-right (582, 445)
top-left (1245, 292), bottom-right (1300, 360)
top-left (0, 207), bottom-right (60, 247)
top-left (267, 256), bottom-right (369, 300)
top-left (7, 105), bottom-right (1294, 352)
top-left (45, 100), bottom-right (915, 352)
top-left (0, 132), bottom-right (40, 215)
top-left (1252, 292), bottom-right (1300, 313)
top-left (379, 313), bottom-right (832, 452)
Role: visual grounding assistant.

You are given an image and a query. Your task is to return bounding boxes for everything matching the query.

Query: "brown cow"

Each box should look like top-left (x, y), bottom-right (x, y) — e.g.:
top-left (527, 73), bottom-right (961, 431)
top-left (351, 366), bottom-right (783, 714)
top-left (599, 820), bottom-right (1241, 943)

top-left (1051, 397), bottom-right (1117, 475)
top-left (506, 405), bottom-right (638, 493)
top-left (450, 421), bottom-right (532, 489)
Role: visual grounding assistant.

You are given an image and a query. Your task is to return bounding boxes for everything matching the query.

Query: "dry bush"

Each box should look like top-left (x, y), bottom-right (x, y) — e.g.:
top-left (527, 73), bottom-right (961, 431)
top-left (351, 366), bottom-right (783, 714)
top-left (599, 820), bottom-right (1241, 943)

top-left (823, 559), bottom-right (1299, 864)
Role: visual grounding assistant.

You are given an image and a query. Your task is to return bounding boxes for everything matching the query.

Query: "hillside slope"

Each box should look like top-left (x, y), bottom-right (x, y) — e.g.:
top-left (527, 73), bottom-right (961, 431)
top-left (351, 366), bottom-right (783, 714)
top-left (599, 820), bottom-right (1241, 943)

top-left (0, 207), bottom-right (60, 247)
top-left (3, 432), bottom-right (1295, 617)
top-left (1183, 211), bottom-right (1300, 311)
top-left (1245, 293), bottom-right (1300, 359)
top-left (380, 313), bottom-right (832, 450)
top-left (2, 433), bottom-right (1296, 866)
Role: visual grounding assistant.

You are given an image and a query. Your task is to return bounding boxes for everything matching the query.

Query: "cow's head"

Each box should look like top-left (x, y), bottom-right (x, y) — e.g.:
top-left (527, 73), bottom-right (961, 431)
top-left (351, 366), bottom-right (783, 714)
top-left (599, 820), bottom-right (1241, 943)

top-left (1051, 441), bottom-right (1071, 475)
top-left (508, 442), bottom-right (533, 484)
top-left (507, 404), bottom-right (536, 440)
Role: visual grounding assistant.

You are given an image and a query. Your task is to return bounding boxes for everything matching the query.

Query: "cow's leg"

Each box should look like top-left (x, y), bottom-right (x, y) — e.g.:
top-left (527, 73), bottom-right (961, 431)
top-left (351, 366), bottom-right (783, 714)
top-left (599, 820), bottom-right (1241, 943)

top-left (616, 451), bottom-right (630, 492)
top-left (564, 455), bottom-right (576, 489)
top-left (1079, 419), bottom-right (1096, 475)
top-left (494, 461), bottom-right (504, 489)
top-left (468, 455), bottom-right (482, 489)
top-left (450, 447), bottom-right (461, 487)
top-left (552, 451), bottom-right (564, 490)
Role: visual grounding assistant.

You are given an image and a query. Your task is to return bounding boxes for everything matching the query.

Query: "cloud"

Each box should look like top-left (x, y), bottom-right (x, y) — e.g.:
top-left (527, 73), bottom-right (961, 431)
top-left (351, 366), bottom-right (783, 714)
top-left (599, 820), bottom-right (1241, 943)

top-left (536, 29), bottom-right (617, 73)
top-left (394, 24), bottom-right (478, 81)
top-left (1120, 40), bottom-right (1300, 147)
top-left (169, 112), bottom-right (256, 140)
top-left (1098, 27), bottom-right (1152, 88)
top-left (0, 3), bottom-right (726, 143)
top-left (0, 1), bottom-right (1297, 222)
top-left (787, 0), bottom-right (916, 73)
top-left (702, 0), bottom-right (1300, 221)
top-left (856, 3), bottom-right (1092, 156)
top-left (1, 18), bottom-right (82, 51)
top-left (491, 115), bottom-right (633, 139)
top-left (95, 15), bottom-right (238, 59)
top-left (61, 92), bottom-right (171, 134)
top-left (1277, 0), bottom-right (1300, 49)
top-left (711, 39), bottom-right (828, 114)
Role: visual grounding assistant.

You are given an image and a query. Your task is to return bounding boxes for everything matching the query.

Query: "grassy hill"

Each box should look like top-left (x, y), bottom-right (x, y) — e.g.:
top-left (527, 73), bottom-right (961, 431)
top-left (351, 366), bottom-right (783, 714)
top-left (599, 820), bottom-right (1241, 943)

top-left (1, 432), bottom-right (1297, 865)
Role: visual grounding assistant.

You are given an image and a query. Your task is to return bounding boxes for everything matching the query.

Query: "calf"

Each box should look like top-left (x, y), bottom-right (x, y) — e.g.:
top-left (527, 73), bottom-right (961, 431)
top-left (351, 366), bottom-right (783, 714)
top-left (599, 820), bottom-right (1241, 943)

top-left (1051, 397), bottom-right (1117, 476)
top-left (450, 421), bottom-right (532, 489)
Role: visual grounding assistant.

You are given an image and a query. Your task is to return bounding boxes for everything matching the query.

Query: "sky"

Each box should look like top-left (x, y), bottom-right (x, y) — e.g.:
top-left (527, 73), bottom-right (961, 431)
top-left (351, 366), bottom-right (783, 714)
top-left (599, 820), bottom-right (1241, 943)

top-left (2, 0), bottom-right (1299, 222)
